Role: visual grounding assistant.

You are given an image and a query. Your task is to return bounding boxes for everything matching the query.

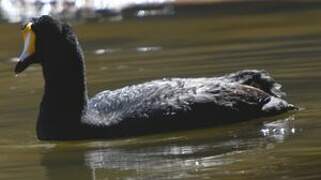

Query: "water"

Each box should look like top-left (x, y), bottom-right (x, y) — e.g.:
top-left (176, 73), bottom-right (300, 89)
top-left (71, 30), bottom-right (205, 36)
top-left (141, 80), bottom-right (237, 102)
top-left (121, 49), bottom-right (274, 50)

top-left (1, 2), bottom-right (321, 179)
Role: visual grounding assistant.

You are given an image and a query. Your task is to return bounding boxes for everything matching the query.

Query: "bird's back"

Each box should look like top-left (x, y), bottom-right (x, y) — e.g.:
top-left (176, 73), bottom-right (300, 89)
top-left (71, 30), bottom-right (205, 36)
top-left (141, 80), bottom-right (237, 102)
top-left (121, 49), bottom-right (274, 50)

top-left (82, 70), bottom-right (292, 135)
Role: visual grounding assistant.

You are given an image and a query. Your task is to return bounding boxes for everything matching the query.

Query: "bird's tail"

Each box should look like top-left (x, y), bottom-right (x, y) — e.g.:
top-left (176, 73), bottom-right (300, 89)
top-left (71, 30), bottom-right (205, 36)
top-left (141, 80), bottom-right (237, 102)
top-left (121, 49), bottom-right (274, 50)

top-left (223, 69), bottom-right (286, 98)
top-left (261, 96), bottom-right (298, 114)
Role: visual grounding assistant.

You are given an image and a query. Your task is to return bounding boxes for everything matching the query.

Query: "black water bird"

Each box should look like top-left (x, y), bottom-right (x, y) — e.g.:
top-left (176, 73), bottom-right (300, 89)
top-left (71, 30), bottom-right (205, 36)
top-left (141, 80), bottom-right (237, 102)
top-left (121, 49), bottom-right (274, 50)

top-left (15, 16), bottom-right (295, 140)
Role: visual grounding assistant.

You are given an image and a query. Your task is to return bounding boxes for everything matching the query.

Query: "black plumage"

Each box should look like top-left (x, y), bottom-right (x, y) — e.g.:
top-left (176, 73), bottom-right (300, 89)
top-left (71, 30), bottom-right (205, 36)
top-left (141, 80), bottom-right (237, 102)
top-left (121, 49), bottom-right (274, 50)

top-left (15, 16), bottom-right (295, 140)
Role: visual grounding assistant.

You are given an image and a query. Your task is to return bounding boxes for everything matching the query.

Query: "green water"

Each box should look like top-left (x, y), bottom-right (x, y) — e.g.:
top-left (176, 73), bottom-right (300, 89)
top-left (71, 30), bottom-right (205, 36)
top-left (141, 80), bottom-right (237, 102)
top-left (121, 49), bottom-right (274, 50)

top-left (1, 2), bottom-right (321, 179)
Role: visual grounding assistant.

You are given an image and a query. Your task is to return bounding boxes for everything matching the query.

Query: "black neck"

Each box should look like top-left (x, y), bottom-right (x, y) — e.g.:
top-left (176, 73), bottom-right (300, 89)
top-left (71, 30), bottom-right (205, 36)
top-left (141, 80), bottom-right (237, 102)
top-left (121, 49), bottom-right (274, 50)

top-left (36, 35), bottom-right (88, 140)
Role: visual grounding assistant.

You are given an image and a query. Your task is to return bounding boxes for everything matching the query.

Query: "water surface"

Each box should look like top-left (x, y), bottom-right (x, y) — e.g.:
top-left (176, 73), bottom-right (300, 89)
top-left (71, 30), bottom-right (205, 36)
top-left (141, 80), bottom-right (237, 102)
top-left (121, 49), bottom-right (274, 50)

top-left (1, 2), bottom-right (321, 179)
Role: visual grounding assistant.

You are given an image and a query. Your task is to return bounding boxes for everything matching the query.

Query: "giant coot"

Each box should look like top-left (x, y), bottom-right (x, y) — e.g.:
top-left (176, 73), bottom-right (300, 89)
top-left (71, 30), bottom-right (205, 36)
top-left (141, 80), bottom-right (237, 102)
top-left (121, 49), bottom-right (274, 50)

top-left (15, 15), bottom-right (295, 140)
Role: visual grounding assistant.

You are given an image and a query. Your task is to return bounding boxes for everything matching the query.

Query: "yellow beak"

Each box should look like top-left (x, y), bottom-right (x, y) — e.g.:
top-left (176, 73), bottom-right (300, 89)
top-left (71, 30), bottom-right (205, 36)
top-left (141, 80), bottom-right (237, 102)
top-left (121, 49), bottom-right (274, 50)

top-left (15, 22), bottom-right (37, 74)
top-left (19, 22), bottom-right (36, 62)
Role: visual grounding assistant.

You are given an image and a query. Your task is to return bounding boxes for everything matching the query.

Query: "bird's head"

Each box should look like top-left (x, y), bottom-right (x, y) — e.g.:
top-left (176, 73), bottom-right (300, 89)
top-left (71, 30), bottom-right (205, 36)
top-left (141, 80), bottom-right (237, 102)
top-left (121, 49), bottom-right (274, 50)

top-left (15, 15), bottom-right (76, 74)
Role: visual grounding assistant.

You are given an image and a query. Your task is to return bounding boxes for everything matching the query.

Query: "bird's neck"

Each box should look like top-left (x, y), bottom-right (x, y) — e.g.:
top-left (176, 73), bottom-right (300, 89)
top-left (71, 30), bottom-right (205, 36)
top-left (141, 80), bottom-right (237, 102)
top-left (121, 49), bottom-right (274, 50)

top-left (37, 54), bottom-right (89, 140)
top-left (42, 66), bottom-right (88, 111)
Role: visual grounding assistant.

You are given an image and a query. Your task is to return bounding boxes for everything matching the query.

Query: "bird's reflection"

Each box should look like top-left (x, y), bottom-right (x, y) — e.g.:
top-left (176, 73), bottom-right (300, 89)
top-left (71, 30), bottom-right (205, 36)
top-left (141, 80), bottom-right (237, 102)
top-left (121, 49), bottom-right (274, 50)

top-left (41, 115), bottom-right (297, 179)
top-left (260, 115), bottom-right (296, 143)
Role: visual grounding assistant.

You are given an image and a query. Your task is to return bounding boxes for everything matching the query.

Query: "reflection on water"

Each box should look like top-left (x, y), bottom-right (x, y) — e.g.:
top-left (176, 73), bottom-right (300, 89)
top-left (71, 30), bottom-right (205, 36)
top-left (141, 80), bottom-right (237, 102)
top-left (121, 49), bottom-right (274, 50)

top-left (94, 48), bottom-right (120, 55)
top-left (261, 116), bottom-right (296, 143)
top-left (93, 46), bottom-right (162, 55)
top-left (135, 46), bottom-right (162, 53)
top-left (72, 116), bottom-right (296, 179)
top-left (136, 5), bottom-right (174, 17)
top-left (13, 115), bottom-right (297, 180)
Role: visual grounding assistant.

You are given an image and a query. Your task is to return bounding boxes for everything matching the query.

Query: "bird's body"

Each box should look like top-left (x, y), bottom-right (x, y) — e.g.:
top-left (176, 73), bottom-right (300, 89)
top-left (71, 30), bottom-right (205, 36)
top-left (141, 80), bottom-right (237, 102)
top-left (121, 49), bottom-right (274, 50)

top-left (15, 16), bottom-right (295, 140)
top-left (84, 75), bottom-right (276, 128)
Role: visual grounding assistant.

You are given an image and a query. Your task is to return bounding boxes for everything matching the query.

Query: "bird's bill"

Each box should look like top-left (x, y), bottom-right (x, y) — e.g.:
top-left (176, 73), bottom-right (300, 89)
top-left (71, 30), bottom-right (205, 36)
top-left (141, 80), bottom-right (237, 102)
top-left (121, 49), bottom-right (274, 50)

top-left (15, 22), bottom-right (36, 74)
